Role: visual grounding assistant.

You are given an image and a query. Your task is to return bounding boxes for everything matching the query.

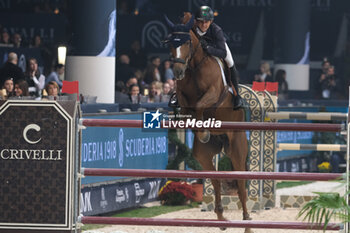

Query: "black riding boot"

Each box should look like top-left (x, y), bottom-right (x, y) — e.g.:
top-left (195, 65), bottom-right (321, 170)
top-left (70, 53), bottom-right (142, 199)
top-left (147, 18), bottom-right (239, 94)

top-left (168, 92), bottom-right (179, 108)
top-left (230, 66), bottom-right (243, 110)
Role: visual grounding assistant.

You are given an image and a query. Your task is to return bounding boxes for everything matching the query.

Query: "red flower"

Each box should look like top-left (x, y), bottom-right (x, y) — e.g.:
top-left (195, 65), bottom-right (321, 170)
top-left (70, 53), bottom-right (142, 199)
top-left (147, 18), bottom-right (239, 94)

top-left (158, 181), bottom-right (195, 205)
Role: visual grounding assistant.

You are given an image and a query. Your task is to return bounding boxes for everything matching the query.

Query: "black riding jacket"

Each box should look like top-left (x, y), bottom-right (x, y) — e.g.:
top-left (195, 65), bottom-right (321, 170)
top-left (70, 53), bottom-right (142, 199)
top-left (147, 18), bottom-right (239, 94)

top-left (197, 23), bottom-right (227, 59)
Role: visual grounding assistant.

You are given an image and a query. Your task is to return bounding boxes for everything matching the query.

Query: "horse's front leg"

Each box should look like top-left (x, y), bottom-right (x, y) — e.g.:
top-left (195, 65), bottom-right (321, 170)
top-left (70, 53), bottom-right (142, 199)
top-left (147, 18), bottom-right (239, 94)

top-left (194, 108), bottom-right (211, 143)
top-left (195, 86), bottom-right (219, 143)
top-left (192, 135), bottom-right (226, 223)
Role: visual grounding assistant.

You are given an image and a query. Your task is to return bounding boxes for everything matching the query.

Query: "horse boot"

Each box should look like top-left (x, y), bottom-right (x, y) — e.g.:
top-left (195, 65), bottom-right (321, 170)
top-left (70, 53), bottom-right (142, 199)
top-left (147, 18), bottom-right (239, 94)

top-left (168, 92), bottom-right (179, 108)
top-left (230, 66), bottom-right (243, 110)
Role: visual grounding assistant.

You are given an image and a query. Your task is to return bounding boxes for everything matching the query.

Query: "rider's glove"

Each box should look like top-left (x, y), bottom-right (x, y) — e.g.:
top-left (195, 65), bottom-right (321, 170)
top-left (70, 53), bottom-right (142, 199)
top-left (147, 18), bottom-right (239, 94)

top-left (200, 39), bottom-right (209, 51)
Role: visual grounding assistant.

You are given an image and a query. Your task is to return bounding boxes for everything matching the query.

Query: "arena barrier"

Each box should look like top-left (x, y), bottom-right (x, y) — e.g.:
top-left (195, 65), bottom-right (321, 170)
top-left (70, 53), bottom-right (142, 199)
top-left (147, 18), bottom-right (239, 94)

top-left (78, 168), bottom-right (343, 230)
top-left (80, 216), bottom-right (341, 230)
top-left (81, 168), bottom-right (342, 181)
top-left (80, 119), bottom-right (344, 132)
top-left (266, 111), bottom-right (347, 121)
top-left (277, 143), bottom-right (347, 152)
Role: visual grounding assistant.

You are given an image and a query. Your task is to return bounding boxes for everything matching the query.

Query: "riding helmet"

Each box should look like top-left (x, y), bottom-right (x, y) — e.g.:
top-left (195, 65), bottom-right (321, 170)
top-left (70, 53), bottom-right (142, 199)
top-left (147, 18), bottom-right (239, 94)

top-left (195, 6), bottom-right (214, 21)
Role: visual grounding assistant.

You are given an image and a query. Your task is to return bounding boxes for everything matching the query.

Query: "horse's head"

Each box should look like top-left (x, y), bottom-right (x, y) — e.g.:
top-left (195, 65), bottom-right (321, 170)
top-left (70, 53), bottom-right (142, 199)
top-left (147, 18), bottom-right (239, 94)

top-left (164, 13), bottom-right (195, 80)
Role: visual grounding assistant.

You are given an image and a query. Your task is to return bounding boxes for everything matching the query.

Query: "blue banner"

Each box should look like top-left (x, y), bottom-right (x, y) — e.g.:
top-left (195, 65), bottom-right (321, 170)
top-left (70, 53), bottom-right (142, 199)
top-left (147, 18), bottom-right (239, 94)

top-left (82, 113), bottom-right (168, 184)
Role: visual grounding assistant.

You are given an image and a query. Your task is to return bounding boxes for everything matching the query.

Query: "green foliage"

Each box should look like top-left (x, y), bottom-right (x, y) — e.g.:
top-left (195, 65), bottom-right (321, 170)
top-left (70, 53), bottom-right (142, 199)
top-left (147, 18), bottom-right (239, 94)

top-left (218, 154), bottom-right (233, 171)
top-left (276, 181), bottom-right (313, 189)
top-left (298, 175), bottom-right (350, 231)
top-left (298, 192), bottom-right (348, 231)
top-left (167, 129), bottom-right (202, 170)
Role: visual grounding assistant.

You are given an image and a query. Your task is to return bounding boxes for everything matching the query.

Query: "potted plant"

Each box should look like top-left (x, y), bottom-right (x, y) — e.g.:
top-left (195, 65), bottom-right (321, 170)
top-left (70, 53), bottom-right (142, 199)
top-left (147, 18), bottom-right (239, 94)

top-left (158, 180), bottom-right (195, 205)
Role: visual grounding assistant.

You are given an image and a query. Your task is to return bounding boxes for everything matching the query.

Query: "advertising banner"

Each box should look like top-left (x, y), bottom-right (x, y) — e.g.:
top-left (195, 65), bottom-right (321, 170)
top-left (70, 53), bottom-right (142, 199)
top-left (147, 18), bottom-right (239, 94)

top-left (81, 178), bottom-right (166, 216)
top-left (0, 100), bottom-right (79, 232)
top-left (82, 113), bottom-right (168, 185)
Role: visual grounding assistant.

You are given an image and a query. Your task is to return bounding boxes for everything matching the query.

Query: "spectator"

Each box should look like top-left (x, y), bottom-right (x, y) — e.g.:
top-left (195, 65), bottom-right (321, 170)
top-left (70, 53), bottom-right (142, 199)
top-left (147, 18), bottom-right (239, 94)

top-left (144, 64), bottom-right (161, 84)
top-left (25, 58), bottom-right (45, 98)
top-left (274, 69), bottom-right (288, 100)
top-left (0, 52), bottom-right (25, 86)
top-left (44, 81), bottom-right (60, 98)
top-left (150, 55), bottom-right (161, 68)
top-left (0, 30), bottom-right (12, 46)
top-left (12, 33), bottom-right (22, 48)
top-left (166, 78), bottom-right (175, 91)
top-left (1, 77), bottom-right (15, 99)
top-left (128, 84), bottom-right (140, 104)
top-left (45, 64), bottom-right (64, 88)
top-left (315, 58), bottom-right (331, 98)
top-left (116, 54), bottom-right (135, 84)
top-left (254, 61), bottom-right (273, 82)
top-left (320, 65), bottom-right (337, 99)
top-left (128, 40), bottom-right (147, 70)
top-left (14, 79), bottom-right (29, 97)
top-left (321, 58), bottom-right (331, 74)
top-left (148, 81), bottom-right (162, 103)
top-left (126, 77), bottom-right (138, 88)
top-left (162, 82), bottom-right (172, 96)
top-left (115, 80), bottom-right (131, 104)
top-left (160, 59), bottom-right (174, 82)
top-left (30, 35), bottom-right (42, 48)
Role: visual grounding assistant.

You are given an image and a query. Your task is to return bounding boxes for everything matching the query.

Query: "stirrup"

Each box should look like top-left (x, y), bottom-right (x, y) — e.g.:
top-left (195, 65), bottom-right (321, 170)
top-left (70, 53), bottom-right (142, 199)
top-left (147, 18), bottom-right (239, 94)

top-left (233, 96), bottom-right (243, 110)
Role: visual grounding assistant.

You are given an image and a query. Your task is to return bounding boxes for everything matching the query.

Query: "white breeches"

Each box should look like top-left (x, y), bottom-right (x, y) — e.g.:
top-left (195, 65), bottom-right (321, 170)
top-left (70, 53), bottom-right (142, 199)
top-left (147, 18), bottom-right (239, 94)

top-left (224, 43), bottom-right (234, 68)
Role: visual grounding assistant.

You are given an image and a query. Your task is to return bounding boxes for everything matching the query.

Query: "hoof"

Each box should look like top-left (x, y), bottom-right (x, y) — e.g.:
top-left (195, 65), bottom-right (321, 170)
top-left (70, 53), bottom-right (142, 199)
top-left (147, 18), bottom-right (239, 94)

top-left (220, 227), bottom-right (227, 231)
top-left (244, 228), bottom-right (253, 233)
top-left (198, 130), bottom-right (210, 143)
top-left (243, 213), bottom-right (252, 220)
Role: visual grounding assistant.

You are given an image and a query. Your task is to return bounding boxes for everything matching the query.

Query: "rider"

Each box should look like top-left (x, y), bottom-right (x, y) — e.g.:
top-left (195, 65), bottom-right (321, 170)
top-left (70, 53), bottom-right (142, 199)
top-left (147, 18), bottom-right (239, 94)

top-left (169, 5), bottom-right (243, 109)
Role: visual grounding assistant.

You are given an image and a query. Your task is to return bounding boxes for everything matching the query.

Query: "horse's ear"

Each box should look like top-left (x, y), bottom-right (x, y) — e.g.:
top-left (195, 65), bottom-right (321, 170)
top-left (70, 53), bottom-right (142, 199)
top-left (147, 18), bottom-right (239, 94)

top-left (164, 15), bottom-right (174, 30)
top-left (185, 15), bottom-right (194, 31)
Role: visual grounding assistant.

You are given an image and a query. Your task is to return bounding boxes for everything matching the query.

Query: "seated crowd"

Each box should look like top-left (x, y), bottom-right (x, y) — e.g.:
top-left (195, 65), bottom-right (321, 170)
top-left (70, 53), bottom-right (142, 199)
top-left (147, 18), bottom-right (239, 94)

top-left (0, 52), bottom-right (64, 100)
top-left (0, 49), bottom-right (344, 105)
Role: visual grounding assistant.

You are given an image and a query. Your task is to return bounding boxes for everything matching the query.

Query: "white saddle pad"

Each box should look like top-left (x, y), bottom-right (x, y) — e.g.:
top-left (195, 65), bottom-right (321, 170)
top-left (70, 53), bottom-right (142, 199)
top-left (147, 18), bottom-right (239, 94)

top-left (213, 57), bottom-right (233, 94)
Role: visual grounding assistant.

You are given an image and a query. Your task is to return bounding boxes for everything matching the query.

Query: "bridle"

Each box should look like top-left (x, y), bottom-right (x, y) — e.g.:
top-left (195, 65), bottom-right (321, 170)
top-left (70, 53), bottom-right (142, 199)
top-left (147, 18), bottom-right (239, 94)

top-left (169, 30), bottom-right (207, 73)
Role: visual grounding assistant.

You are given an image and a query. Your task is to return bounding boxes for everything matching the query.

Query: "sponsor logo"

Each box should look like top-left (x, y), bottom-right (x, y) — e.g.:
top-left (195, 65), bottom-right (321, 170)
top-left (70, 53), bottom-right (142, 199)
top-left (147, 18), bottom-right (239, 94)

top-left (23, 124), bottom-right (41, 144)
top-left (80, 192), bottom-right (93, 213)
top-left (115, 188), bottom-right (126, 203)
top-left (148, 180), bottom-right (161, 199)
top-left (134, 183), bottom-right (145, 204)
top-left (0, 124), bottom-right (63, 161)
top-left (100, 188), bottom-right (108, 209)
top-left (141, 21), bottom-right (168, 49)
top-left (118, 129), bottom-right (124, 167)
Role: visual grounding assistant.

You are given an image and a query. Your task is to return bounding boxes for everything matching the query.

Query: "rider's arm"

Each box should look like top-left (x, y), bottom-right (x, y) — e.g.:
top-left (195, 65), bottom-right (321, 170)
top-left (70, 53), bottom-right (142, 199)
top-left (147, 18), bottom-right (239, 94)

top-left (206, 24), bottom-right (227, 59)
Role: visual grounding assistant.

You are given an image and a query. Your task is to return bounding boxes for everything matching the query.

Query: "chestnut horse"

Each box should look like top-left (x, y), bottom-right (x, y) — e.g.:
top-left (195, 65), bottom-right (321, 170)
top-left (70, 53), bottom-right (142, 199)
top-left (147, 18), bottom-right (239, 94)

top-left (164, 13), bottom-right (251, 232)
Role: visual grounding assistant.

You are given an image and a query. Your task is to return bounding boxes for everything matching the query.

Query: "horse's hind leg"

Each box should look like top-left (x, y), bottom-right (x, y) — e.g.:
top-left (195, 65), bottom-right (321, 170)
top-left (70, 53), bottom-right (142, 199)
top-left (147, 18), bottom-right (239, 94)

top-left (192, 134), bottom-right (226, 221)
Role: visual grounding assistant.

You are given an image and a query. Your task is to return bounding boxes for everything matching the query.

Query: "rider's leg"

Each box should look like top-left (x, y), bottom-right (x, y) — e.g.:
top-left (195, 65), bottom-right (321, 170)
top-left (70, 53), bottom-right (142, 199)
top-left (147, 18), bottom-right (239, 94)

top-left (224, 43), bottom-right (242, 109)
